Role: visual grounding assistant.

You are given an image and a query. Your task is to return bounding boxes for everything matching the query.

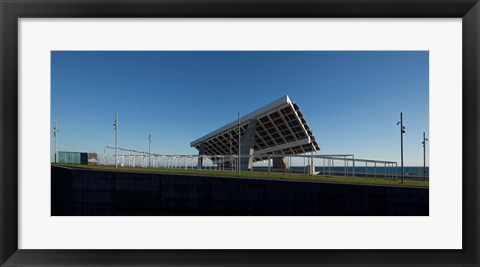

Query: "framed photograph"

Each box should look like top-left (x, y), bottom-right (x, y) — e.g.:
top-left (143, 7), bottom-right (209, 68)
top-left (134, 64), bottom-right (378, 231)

top-left (1, 0), bottom-right (479, 266)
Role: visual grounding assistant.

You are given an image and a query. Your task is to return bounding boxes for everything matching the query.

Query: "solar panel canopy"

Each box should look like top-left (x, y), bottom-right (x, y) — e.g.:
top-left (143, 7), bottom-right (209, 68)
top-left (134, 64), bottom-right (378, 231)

top-left (190, 96), bottom-right (320, 169)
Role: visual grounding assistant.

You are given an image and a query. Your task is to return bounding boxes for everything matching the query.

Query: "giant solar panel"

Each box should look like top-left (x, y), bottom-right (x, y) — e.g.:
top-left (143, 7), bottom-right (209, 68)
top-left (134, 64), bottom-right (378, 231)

top-left (190, 96), bottom-right (320, 165)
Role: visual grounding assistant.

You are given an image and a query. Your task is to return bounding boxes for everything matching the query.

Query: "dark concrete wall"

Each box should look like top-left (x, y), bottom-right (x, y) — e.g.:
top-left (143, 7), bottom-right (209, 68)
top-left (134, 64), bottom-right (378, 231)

top-left (52, 166), bottom-right (428, 216)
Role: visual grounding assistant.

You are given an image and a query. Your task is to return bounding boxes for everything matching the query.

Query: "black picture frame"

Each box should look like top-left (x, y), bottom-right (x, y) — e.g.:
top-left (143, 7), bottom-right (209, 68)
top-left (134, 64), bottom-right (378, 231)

top-left (1, 0), bottom-right (479, 266)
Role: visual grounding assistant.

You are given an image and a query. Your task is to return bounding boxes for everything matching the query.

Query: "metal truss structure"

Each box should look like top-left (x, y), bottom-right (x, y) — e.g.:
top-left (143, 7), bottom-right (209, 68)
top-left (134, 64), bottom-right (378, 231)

top-left (190, 95), bottom-right (320, 170)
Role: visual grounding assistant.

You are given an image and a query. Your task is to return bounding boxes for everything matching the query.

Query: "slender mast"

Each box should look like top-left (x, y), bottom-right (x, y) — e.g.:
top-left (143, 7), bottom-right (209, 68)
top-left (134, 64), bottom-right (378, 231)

top-left (238, 112), bottom-right (241, 175)
top-left (400, 112), bottom-right (404, 184)
top-left (423, 132), bottom-right (428, 182)
top-left (310, 143), bottom-right (314, 176)
top-left (53, 122), bottom-right (58, 163)
top-left (148, 130), bottom-right (151, 167)
top-left (115, 113), bottom-right (118, 168)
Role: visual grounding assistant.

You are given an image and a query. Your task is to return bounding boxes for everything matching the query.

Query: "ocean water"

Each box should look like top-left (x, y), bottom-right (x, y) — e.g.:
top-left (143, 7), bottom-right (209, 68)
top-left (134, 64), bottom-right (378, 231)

top-left (289, 166), bottom-right (429, 176)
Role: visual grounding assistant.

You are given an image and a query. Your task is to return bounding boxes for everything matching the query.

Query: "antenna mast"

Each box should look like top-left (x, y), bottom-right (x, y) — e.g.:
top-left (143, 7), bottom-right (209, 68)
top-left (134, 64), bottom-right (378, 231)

top-left (148, 130), bottom-right (152, 167)
top-left (53, 122), bottom-right (59, 163)
top-left (114, 113), bottom-right (118, 168)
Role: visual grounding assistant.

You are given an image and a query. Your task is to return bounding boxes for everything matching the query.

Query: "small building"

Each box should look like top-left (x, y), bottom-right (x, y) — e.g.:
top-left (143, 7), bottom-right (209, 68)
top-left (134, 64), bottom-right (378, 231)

top-left (58, 151), bottom-right (98, 165)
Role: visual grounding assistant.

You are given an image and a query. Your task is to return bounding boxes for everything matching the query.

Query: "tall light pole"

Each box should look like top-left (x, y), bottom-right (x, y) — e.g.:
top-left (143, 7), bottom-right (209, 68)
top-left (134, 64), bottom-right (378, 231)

top-left (238, 112), bottom-right (241, 176)
top-left (310, 143), bottom-right (314, 176)
top-left (114, 113), bottom-right (118, 168)
top-left (148, 130), bottom-right (152, 167)
top-left (53, 122), bottom-right (59, 163)
top-left (229, 131), bottom-right (233, 171)
top-left (422, 132), bottom-right (428, 182)
top-left (397, 112), bottom-right (406, 184)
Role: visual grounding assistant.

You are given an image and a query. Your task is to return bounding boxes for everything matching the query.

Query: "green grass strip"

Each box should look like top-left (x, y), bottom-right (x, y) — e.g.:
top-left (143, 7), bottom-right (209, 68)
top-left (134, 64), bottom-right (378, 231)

top-left (53, 163), bottom-right (429, 187)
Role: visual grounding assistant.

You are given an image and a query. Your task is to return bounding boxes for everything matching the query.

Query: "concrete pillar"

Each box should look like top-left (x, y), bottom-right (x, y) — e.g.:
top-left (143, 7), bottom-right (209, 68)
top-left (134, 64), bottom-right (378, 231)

top-left (273, 157), bottom-right (289, 169)
top-left (306, 164), bottom-right (315, 175)
top-left (240, 119), bottom-right (257, 171)
top-left (197, 142), bottom-right (204, 169)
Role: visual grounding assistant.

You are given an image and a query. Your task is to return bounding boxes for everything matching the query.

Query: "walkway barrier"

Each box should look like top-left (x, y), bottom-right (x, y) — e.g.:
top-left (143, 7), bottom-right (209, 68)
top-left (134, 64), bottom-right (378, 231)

top-left (100, 146), bottom-right (423, 180)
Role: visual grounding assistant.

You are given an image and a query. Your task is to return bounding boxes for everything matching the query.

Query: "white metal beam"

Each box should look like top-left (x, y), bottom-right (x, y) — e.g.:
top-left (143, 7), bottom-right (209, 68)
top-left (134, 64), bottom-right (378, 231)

top-left (253, 137), bottom-right (311, 155)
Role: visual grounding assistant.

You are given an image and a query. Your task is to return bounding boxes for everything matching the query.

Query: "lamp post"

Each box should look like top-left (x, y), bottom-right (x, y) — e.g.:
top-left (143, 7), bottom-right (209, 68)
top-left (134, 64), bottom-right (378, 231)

top-left (397, 112), bottom-right (406, 184)
top-left (53, 122), bottom-right (59, 163)
top-left (114, 113), bottom-right (118, 168)
top-left (148, 130), bottom-right (152, 168)
top-left (229, 131), bottom-right (233, 171)
top-left (422, 132), bottom-right (428, 181)
top-left (238, 112), bottom-right (241, 176)
top-left (310, 144), bottom-right (314, 176)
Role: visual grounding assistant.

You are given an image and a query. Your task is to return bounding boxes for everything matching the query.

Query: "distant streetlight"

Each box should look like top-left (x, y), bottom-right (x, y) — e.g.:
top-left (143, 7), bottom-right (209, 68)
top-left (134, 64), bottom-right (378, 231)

top-left (229, 131), bottom-right (233, 171)
top-left (53, 122), bottom-right (59, 163)
top-left (114, 113), bottom-right (118, 168)
top-left (310, 143), bottom-right (314, 176)
top-left (148, 130), bottom-right (152, 167)
top-left (422, 132), bottom-right (428, 182)
top-left (396, 112), bottom-right (406, 184)
top-left (238, 112), bottom-right (241, 176)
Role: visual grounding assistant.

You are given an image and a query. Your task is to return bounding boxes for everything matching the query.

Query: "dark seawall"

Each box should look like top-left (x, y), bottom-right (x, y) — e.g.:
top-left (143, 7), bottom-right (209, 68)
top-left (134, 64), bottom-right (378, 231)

top-left (52, 166), bottom-right (429, 216)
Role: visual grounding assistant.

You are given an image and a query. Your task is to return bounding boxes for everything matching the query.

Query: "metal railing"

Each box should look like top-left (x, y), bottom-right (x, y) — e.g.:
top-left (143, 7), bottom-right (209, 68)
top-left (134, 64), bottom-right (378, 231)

top-left (101, 146), bottom-right (414, 180)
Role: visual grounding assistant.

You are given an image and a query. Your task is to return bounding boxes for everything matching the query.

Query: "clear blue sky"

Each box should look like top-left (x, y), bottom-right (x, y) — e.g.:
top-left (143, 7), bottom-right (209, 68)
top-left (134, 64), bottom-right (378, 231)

top-left (51, 51), bottom-right (429, 166)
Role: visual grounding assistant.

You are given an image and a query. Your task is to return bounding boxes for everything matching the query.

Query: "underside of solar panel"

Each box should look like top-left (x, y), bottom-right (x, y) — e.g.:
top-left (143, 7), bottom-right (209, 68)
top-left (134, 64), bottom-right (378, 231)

top-left (190, 95), bottom-right (320, 169)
